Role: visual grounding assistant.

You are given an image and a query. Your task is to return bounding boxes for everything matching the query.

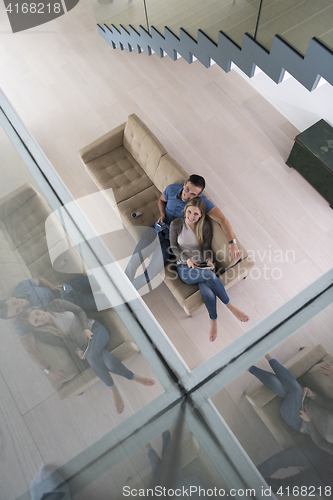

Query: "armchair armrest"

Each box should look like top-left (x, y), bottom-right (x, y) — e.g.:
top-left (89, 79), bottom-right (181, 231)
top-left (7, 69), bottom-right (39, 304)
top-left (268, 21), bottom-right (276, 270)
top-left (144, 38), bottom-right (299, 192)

top-left (79, 122), bottom-right (126, 163)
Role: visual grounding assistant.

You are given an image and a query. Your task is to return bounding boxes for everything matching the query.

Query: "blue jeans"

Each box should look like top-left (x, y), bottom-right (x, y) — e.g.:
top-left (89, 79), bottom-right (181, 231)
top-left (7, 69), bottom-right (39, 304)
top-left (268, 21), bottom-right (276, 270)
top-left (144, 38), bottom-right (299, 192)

top-left (260, 442), bottom-right (331, 492)
top-left (249, 358), bottom-right (303, 431)
top-left (64, 276), bottom-right (111, 312)
top-left (86, 321), bottom-right (135, 388)
top-left (125, 227), bottom-right (173, 290)
top-left (258, 440), bottom-right (330, 477)
top-left (30, 465), bottom-right (71, 500)
top-left (177, 265), bottom-right (231, 320)
top-left (147, 431), bottom-right (182, 482)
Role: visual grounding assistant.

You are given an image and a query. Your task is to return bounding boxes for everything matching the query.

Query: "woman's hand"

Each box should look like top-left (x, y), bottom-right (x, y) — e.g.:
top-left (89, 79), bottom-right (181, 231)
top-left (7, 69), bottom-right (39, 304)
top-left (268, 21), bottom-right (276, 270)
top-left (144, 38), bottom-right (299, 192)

top-left (300, 405), bottom-right (311, 422)
top-left (305, 387), bottom-right (316, 399)
top-left (187, 258), bottom-right (198, 269)
top-left (157, 215), bottom-right (165, 224)
top-left (49, 367), bottom-right (67, 381)
top-left (206, 258), bottom-right (215, 270)
top-left (84, 329), bottom-right (93, 341)
top-left (319, 363), bottom-right (333, 378)
top-left (52, 284), bottom-right (64, 292)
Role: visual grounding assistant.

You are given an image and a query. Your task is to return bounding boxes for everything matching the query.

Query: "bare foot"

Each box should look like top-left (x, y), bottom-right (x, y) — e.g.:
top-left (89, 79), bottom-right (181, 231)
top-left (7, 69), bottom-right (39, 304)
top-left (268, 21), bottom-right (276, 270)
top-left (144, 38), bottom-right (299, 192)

top-left (133, 374), bottom-right (155, 386)
top-left (265, 352), bottom-right (273, 360)
top-left (227, 303), bottom-right (250, 322)
top-left (209, 321), bottom-right (218, 342)
top-left (144, 443), bottom-right (152, 451)
top-left (110, 385), bottom-right (124, 414)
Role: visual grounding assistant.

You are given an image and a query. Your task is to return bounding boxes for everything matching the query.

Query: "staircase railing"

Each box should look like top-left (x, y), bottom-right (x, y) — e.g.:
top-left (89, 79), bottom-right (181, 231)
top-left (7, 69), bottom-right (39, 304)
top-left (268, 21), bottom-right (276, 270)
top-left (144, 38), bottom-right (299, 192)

top-left (94, 0), bottom-right (333, 91)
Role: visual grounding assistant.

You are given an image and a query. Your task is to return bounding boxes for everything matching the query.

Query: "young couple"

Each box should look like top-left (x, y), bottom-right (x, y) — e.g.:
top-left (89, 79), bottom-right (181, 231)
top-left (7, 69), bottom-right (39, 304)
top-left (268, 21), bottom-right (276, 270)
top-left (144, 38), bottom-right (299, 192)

top-left (249, 353), bottom-right (333, 492)
top-left (125, 174), bottom-right (250, 342)
top-left (0, 276), bottom-right (154, 414)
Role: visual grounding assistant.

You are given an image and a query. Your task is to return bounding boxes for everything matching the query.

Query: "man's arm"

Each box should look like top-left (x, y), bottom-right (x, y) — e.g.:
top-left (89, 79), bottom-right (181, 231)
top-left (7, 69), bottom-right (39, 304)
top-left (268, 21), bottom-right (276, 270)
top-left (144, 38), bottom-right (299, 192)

top-left (20, 333), bottom-right (67, 381)
top-left (206, 206), bottom-right (240, 260)
top-left (32, 277), bottom-right (62, 292)
top-left (157, 194), bottom-right (167, 224)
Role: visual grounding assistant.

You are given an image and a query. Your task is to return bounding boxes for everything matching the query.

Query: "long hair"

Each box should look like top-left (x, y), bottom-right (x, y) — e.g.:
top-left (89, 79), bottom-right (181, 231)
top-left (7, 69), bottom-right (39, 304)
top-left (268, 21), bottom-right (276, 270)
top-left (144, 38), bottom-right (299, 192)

top-left (19, 306), bottom-right (63, 338)
top-left (183, 198), bottom-right (206, 245)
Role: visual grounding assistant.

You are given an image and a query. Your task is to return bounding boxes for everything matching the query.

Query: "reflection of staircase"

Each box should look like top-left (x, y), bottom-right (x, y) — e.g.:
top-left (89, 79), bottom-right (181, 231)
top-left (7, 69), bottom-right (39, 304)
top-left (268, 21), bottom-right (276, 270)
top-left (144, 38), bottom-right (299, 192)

top-left (96, 0), bottom-right (333, 91)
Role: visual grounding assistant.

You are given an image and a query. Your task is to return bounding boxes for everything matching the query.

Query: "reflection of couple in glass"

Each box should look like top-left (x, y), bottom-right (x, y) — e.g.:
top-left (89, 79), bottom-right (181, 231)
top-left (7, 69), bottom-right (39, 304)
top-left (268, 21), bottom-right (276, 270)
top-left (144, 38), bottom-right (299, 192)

top-left (249, 353), bottom-right (333, 492)
top-left (0, 275), bottom-right (154, 414)
top-left (19, 300), bottom-right (155, 414)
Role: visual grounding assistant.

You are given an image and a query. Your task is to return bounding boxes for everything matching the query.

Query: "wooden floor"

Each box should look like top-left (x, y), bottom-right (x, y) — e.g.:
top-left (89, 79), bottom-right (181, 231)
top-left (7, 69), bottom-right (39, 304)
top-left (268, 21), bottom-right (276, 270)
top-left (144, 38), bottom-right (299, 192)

top-left (0, 0), bottom-right (333, 497)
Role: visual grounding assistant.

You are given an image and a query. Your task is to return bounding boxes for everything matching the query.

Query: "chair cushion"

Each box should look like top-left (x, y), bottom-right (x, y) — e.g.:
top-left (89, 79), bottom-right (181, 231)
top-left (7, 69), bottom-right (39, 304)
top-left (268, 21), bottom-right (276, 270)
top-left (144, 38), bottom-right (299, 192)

top-left (209, 218), bottom-right (248, 273)
top-left (0, 185), bottom-right (80, 285)
top-left (123, 114), bottom-right (167, 180)
top-left (117, 185), bottom-right (161, 230)
top-left (86, 146), bottom-right (154, 205)
top-left (153, 154), bottom-right (188, 192)
top-left (300, 354), bottom-right (333, 399)
top-left (79, 122), bottom-right (125, 164)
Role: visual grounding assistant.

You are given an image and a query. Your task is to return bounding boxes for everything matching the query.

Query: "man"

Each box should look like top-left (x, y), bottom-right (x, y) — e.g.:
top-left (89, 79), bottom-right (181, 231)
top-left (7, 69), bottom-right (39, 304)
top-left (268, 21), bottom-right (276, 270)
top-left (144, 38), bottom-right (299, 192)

top-left (125, 174), bottom-right (240, 290)
top-left (0, 275), bottom-right (101, 322)
top-left (0, 275), bottom-right (104, 381)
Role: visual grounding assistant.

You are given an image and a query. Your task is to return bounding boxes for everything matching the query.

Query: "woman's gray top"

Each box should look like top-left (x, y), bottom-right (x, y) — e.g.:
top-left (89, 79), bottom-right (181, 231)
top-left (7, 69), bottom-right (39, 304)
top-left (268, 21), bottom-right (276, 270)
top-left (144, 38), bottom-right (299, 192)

top-left (302, 395), bottom-right (333, 454)
top-left (169, 216), bottom-right (213, 265)
top-left (34, 299), bottom-right (94, 351)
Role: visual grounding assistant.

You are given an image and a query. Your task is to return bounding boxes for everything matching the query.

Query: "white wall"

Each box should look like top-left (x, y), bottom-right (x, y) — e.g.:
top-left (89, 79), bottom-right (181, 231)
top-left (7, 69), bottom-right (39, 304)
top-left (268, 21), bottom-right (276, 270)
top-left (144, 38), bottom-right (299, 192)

top-left (232, 63), bottom-right (333, 133)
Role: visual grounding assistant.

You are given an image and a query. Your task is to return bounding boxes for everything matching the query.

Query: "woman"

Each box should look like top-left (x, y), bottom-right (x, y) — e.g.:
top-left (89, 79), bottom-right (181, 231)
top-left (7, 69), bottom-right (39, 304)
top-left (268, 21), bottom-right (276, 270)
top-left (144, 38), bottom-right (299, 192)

top-left (169, 198), bottom-right (250, 342)
top-left (249, 353), bottom-right (333, 453)
top-left (19, 300), bottom-right (155, 414)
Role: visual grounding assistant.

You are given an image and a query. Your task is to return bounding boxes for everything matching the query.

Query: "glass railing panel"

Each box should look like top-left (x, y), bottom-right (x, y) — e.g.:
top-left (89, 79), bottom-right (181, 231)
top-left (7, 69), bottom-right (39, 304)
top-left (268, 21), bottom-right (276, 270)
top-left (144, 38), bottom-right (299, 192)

top-left (144, 0), bottom-right (261, 46)
top-left (90, 0), bottom-right (148, 33)
top-left (58, 401), bottom-right (235, 499)
top-left (87, 0), bottom-right (143, 37)
top-left (255, 0), bottom-right (333, 55)
top-left (0, 94), bottom-right (183, 500)
top-left (209, 305), bottom-right (333, 498)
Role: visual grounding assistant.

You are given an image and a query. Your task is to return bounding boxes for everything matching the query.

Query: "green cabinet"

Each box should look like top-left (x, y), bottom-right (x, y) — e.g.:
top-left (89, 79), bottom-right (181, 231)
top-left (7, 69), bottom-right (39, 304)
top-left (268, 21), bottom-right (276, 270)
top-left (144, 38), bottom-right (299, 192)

top-left (286, 119), bottom-right (333, 208)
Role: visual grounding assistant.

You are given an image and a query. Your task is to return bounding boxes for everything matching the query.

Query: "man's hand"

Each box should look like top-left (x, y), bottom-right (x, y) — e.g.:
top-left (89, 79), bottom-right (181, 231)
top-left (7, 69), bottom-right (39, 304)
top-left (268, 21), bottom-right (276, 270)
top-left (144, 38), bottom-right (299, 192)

top-left (157, 194), bottom-right (167, 225)
top-left (229, 243), bottom-right (240, 261)
top-left (84, 329), bottom-right (93, 341)
top-left (300, 405), bottom-right (311, 422)
top-left (49, 367), bottom-right (67, 381)
top-left (319, 363), bottom-right (333, 378)
top-left (187, 258), bottom-right (198, 269)
top-left (34, 277), bottom-right (63, 292)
